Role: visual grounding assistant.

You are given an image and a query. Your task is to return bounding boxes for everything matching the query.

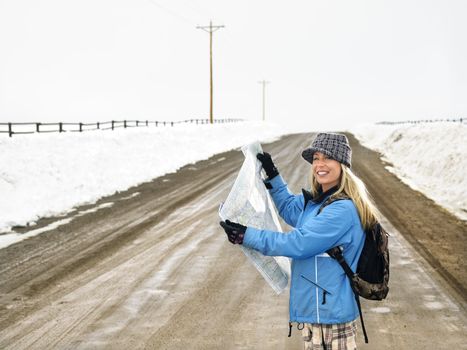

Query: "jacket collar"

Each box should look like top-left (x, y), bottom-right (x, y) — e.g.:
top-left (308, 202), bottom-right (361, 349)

top-left (302, 185), bottom-right (339, 208)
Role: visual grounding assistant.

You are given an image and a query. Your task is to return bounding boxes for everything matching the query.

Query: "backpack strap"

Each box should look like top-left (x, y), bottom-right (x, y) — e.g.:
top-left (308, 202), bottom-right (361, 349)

top-left (326, 247), bottom-right (355, 278)
top-left (326, 247), bottom-right (369, 344)
top-left (319, 196), bottom-right (370, 344)
top-left (317, 193), bottom-right (350, 215)
top-left (354, 293), bottom-right (369, 343)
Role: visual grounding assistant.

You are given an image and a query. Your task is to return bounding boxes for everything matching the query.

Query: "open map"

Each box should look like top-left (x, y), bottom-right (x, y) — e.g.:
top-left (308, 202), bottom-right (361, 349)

top-left (219, 142), bottom-right (290, 294)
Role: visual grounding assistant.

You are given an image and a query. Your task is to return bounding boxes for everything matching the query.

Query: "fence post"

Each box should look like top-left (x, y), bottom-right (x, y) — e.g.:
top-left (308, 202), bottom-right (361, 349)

top-left (8, 123), bottom-right (12, 137)
top-left (79, 123), bottom-right (83, 132)
top-left (163, 121), bottom-right (166, 126)
top-left (136, 120), bottom-right (139, 127)
top-left (171, 122), bottom-right (174, 127)
top-left (36, 123), bottom-right (41, 133)
top-left (97, 122), bottom-right (100, 129)
top-left (111, 120), bottom-right (115, 130)
top-left (146, 120), bottom-right (148, 126)
top-left (59, 122), bottom-right (63, 133)
top-left (124, 120), bottom-right (127, 128)
top-left (156, 121), bottom-right (158, 127)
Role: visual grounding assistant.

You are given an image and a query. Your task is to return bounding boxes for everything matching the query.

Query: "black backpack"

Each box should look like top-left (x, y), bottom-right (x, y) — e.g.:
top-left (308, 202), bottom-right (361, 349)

top-left (318, 194), bottom-right (390, 343)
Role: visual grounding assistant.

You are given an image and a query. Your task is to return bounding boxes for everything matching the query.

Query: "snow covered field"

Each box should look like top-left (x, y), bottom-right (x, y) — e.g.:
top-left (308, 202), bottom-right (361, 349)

top-left (0, 121), bottom-right (291, 239)
top-left (350, 122), bottom-right (467, 221)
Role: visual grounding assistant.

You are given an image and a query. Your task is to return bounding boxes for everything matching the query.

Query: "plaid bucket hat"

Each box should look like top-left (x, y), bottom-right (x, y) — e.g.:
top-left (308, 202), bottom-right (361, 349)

top-left (302, 133), bottom-right (352, 167)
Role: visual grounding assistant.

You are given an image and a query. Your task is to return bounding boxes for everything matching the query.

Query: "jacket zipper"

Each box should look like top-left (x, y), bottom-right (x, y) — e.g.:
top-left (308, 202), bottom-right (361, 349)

top-left (315, 255), bottom-right (319, 323)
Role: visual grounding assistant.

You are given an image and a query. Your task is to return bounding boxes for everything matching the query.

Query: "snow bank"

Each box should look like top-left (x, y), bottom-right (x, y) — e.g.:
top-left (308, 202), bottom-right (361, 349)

top-left (0, 121), bottom-right (290, 233)
top-left (350, 122), bottom-right (467, 221)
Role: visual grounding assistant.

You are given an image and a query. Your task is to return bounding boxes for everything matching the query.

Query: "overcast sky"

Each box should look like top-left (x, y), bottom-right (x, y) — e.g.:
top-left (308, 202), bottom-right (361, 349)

top-left (0, 0), bottom-right (465, 131)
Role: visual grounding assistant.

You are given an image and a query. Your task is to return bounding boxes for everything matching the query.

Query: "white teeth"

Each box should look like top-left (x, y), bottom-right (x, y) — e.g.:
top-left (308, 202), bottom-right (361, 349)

top-left (317, 171), bottom-right (328, 176)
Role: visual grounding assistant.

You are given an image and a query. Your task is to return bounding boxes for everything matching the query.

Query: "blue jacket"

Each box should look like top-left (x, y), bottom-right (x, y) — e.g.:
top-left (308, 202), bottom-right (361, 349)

top-left (243, 175), bottom-right (365, 324)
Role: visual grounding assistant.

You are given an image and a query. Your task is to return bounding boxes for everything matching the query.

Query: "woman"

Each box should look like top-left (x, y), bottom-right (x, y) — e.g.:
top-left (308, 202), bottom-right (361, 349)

top-left (220, 133), bottom-right (380, 350)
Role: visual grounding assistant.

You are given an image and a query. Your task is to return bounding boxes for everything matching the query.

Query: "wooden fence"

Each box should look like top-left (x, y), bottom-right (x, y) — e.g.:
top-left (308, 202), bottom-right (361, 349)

top-left (377, 118), bottom-right (464, 125)
top-left (0, 118), bottom-right (243, 137)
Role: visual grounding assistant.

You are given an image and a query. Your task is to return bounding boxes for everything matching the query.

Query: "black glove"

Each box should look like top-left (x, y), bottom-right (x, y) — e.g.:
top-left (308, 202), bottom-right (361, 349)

top-left (219, 220), bottom-right (247, 244)
top-left (256, 152), bottom-right (279, 180)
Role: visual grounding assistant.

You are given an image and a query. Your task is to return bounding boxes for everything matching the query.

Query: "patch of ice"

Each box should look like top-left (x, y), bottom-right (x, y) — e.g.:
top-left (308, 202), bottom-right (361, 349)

top-left (394, 258), bottom-right (413, 266)
top-left (424, 301), bottom-right (444, 310)
top-left (0, 217), bottom-right (73, 249)
top-left (76, 202), bottom-right (114, 216)
top-left (120, 192), bottom-right (140, 200)
top-left (370, 306), bottom-right (391, 314)
top-left (423, 295), bottom-right (436, 301)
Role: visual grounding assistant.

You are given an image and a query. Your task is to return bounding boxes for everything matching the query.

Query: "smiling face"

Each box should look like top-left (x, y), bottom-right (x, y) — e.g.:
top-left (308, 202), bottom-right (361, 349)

top-left (312, 151), bottom-right (342, 192)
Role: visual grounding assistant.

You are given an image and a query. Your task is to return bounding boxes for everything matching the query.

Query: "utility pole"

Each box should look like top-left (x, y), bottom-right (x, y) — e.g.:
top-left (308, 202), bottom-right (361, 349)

top-left (197, 21), bottom-right (224, 124)
top-left (258, 80), bottom-right (270, 121)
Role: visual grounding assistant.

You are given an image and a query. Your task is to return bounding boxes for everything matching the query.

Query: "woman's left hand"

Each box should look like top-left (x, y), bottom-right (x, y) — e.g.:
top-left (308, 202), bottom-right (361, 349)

top-left (219, 220), bottom-right (247, 244)
top-left (256, 152), bottom-right (279, 180)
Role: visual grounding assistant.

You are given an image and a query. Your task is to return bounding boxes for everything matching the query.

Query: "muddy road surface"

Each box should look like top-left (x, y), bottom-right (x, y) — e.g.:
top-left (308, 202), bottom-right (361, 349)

top-left (0, 133), bottom-right (466, 349)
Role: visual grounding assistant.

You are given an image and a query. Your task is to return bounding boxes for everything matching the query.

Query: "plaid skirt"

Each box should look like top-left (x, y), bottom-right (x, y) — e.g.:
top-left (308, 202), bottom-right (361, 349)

top-left (302, 320), bottom-right (357, 350)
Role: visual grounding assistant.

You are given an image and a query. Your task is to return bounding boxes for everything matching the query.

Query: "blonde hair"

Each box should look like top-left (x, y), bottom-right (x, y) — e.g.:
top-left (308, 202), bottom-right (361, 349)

top-left (309, 165), bottom-right (380, 230)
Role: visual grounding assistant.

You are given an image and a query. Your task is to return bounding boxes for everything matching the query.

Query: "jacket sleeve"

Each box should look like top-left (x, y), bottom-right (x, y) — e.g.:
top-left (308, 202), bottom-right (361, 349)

top-left (265, 175), bottom-right (304, 227)
top-left (243, 200), bottom-right (355, 259)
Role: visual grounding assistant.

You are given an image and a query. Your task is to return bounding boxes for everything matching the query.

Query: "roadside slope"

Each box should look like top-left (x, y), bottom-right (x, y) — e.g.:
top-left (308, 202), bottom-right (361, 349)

top-left (346, 132), bottom-right (466, 308)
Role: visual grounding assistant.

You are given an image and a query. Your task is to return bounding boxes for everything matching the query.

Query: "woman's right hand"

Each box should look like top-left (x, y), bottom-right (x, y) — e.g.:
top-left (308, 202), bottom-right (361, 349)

top-left (219, 220), bottom-right (247, 244)
top-left (256, 152), bottom-right (279, 180)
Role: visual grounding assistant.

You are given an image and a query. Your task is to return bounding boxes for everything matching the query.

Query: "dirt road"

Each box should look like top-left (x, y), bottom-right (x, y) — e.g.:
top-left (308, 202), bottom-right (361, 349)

top-left (0, 133), bottom-right (466, 349)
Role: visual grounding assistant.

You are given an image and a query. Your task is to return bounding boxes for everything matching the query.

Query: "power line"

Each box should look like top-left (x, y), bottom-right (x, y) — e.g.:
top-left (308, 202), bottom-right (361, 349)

top-left (178, 0), bottom-right (215, 24)
top-left (145, 0), bottom-right (197, 26)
